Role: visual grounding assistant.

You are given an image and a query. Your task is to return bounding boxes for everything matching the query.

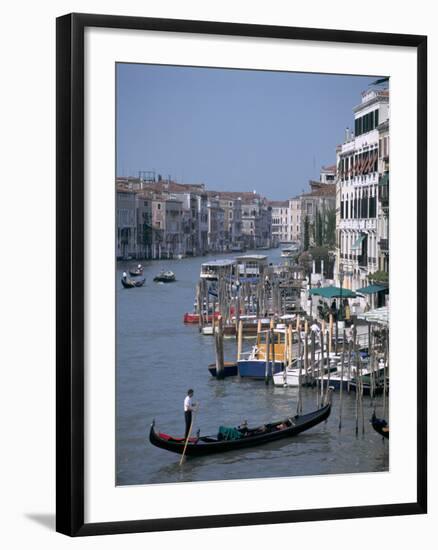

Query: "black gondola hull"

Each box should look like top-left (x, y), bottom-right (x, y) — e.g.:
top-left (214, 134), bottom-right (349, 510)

top-left (149, 404), bottom-right (331, 457)
top-left (129, 269), bottom-right (144, 277)
top-left (121, 277), bottom-right (145, 288)
top-left (371, 415), bottom-right (389, 439)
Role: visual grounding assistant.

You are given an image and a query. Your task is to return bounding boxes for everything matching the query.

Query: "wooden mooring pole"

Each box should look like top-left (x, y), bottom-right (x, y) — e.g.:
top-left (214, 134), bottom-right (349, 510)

top-left (310, 329), bottom-right (316, 389)
top-left (237, 319), bottom-right (243, 362)
top-left (265, 329), bottom-right (271, 385)
top-left (297, 325), bottom-right (303, 414)
top-left (215, 316), bottom-right (225, 379)
top-left (319, 329), bottom-right (324, 407)
top-left (304, 320), bottom-right (309, 386)
top-left (339, 329), bottom-right (346, 430)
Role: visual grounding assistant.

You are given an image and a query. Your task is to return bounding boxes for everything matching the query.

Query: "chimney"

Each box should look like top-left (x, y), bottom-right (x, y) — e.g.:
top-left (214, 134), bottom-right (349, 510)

top-left (345, 127), bottom-right (350, 141)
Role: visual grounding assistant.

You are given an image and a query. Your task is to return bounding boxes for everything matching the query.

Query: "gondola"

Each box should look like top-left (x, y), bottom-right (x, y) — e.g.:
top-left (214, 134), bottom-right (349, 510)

top-left (153, 270), bottom-right (176, 283)
top-left (371, 412), bottom-right (389, 439)
top-left (121, 277), bottom-right (145, 289)
top-left (149, 400), bottom-right (332, 457)
top-left (129, 267), bottom-right (144, 277)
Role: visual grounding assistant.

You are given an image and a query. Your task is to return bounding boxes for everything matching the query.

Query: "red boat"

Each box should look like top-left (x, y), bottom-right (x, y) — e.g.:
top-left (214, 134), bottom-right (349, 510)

top-left (183, 312), bottom-right (220, 324)
top-left (183, 307), bottom-right (238, 324)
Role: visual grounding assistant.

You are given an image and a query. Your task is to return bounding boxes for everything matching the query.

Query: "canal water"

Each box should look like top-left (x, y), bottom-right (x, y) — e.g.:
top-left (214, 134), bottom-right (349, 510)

top-left (116, 249), bottom-right (388, 486)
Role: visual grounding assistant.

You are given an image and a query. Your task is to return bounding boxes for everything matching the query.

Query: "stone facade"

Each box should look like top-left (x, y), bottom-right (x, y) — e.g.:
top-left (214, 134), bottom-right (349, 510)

top-left (335, 88), bottom-right (390, 291)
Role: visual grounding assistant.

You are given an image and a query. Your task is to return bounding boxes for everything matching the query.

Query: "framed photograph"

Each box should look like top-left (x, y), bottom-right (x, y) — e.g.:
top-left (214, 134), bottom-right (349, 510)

top-left (56, 13), bottom-right (427, 536)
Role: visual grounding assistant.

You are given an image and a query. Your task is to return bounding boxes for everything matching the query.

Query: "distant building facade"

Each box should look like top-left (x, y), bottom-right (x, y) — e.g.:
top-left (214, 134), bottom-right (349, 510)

top-left (207, 198), bottom-right (225, 252)
top-left (300, 181), bottom-right (336, 247)
top-left (116, 190), bottom-right (137, 259)
top-left (288, 197), bottom-right (301, 243)
top-left (269, 201), bottom-right (289, 244)
top-left (116, 179), bottom-right (272, 258)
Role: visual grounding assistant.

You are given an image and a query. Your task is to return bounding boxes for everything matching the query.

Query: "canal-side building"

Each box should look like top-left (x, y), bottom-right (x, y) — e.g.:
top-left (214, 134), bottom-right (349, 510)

top-left (208, 192), bottom-right (243, 250)
top-left (207, 197), bottom-right (225, 252)
top-left (377, 118), bottom-right (389, 274)
top-left (335, 88), bottom-right (390, 291)
top-left (164, 199), bottom-right (184, 258)
top-left (288, 197), bottom-right (302, 243)
top-left (116, 189), bottom-right (138, 259)
top-left (300, 181), bottom-right (336, 248)
top-left (116, 179), bottom-right (272, 257)
top-left (240, 193), bottom-right (272, 249)
top-left (136, 195), bottom-right (153, 259)
top-left (269, 200), bottom-right (289, 244)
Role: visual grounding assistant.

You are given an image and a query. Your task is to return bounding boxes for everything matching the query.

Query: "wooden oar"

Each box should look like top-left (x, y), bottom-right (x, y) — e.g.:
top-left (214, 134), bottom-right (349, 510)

top-left (179, 403), bottom-right (200, 466)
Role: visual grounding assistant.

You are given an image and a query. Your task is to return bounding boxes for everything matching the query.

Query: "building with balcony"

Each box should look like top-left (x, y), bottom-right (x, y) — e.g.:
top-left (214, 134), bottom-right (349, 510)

top-left (377, 119), bottom-right (389, 274)
top-left (335, 88), bottom-right (390, 291)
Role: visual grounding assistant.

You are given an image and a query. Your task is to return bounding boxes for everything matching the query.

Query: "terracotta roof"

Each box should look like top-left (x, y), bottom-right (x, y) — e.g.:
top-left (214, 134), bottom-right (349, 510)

top-left (301, 182), bottom-right (336, 198)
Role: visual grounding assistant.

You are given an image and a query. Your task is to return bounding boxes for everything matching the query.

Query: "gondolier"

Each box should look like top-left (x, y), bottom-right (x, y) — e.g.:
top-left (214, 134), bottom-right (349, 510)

top-left (184, 389), bottom-right (197, 439)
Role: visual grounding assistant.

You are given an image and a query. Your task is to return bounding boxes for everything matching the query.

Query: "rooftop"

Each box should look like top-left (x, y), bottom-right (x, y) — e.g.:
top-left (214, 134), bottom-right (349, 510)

top-left (300, 182), bottom-right (336, 198)
top-left (201, 259), bottom-right (237, 267)
top-left (268, 200), bottom-right (289, 207)
top-left (236, 254), bottom-right (268, 262)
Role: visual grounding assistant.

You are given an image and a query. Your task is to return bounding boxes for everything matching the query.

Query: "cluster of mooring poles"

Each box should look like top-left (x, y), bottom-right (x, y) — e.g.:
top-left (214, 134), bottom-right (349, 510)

top-left (194, 262), bottom-right (389, 434)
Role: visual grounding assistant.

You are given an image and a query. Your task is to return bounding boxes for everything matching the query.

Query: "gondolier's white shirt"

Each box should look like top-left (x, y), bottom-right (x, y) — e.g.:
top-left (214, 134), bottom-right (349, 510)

top-left (184, 396), bottom-right (194, 412)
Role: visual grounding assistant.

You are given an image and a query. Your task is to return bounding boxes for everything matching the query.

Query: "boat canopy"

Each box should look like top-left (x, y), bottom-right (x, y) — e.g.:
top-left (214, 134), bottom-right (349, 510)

top-left (309, 286), bottom-right (357, 299)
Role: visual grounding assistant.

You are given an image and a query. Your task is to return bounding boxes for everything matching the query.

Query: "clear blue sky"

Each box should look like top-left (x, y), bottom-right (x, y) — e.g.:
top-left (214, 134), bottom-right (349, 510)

top-left (116, 64), bottom-right (380, 200)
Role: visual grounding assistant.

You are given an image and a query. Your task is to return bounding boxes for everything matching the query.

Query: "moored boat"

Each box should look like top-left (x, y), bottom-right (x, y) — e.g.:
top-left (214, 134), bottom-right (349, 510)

top-left (273, 357), bottom-right (339, 387)
top-left (153, 270), bottom-right (176, 283)
top-left (149, 399), bottom-right (332, 457)
top-left (183, 312), bottom-right (220, 324)
top-left (238, 328), bottom-right (286, 379)
top-left (208, 362), bottom-right (238, 377)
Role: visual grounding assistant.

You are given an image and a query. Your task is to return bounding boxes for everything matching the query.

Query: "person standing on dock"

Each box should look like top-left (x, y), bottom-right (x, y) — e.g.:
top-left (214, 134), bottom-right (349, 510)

top-left (184, 389), bottom-right (197, 439)
top-left (310, 320), bottom-right (320, 333)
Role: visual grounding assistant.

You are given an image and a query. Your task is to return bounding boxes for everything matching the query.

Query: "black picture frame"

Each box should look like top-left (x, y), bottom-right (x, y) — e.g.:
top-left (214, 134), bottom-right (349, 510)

top-left (56, 12), bottom-right (427, 537)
